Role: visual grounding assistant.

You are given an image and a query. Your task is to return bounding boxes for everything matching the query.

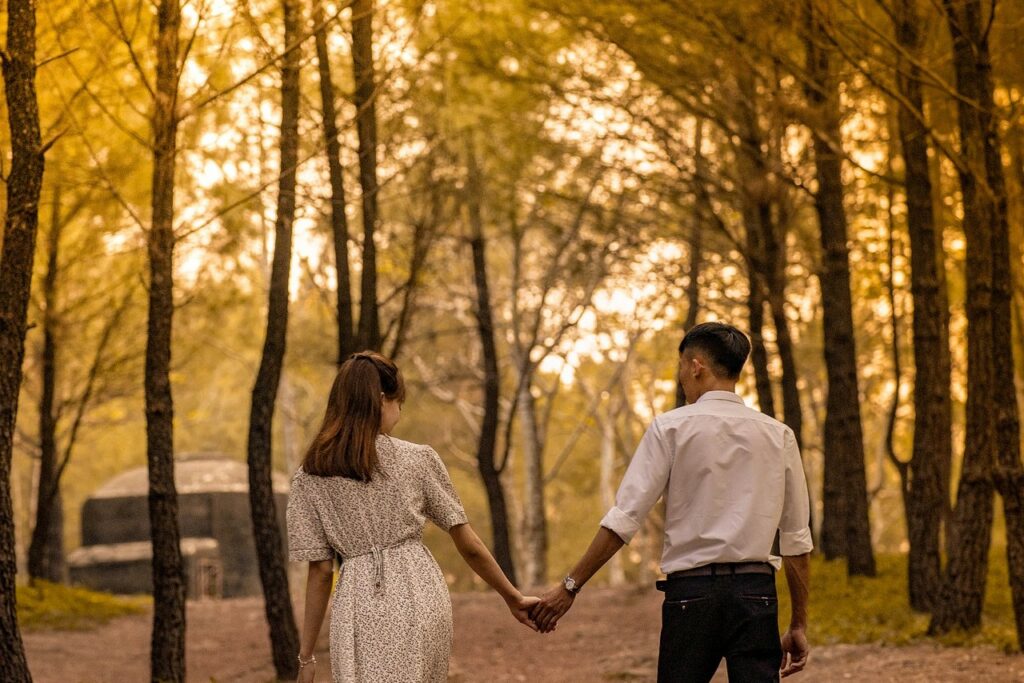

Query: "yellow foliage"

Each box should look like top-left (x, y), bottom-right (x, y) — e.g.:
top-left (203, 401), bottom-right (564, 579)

top-left (16, 581), bottom-right (149, 632)
top-left (776, 555), bottom-right (1019, 653)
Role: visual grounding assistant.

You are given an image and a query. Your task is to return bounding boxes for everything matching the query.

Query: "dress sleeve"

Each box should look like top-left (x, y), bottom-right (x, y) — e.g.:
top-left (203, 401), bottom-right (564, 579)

top-left (286, 474), bottom-right (334, 562)
top-left (421, 447), bottom-right (469, 531)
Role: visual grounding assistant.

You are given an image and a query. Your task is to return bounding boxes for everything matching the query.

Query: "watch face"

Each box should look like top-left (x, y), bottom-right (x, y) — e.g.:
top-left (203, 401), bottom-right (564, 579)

top-left (564, 577), bottom-right (578, 592)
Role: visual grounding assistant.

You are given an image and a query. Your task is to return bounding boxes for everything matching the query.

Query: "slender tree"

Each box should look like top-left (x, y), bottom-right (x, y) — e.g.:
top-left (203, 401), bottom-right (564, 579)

top-left (246, 0), bottom-right (302, 676)
top-left (0, 0), bottom-right (46, 675)
top-left (889, 0), bottom-right (953, 613)
top-left (676, 120), bottom-right (705, 409)
top-left (736, 74), bottom-right (776, 419)
top-left (763, 116), bottom-right (803, 448)
top-left (803, 0), bottom-right (875, 576)
top-left (465, 138), bottom-right (518, 585)
top-left (351, 0), bottom-right (381, 350)
top-left (313, 0), bottom-right (355, 363)
top-left (146, 0), bottom-right (187, 678)
top-left (931, 0), bottom-right (1024, 645)
top-left (28, 181), bottom-right (66, 584)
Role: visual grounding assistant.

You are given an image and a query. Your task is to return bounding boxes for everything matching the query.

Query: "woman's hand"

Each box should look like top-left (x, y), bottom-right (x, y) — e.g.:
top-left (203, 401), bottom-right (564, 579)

top-left (507, 593), bottom-right (542, 632)
top-left (297, 658), bottom-right (317, 683)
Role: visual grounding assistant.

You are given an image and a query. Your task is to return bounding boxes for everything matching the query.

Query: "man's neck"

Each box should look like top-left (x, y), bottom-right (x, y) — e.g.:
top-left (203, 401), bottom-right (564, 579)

top-left (694, 382), bottom-right (737, 402)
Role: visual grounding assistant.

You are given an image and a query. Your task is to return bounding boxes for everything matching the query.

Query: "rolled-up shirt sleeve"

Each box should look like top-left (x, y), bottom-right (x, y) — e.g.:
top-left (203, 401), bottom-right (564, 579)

top-left (779, 429), bottom-right (814, 556)
top-left (599, 418), bottom-right (672, 544)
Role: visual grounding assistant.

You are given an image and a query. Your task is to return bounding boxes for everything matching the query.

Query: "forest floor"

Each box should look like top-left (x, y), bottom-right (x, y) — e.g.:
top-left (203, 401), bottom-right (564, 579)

top-left (21, 585), bottom-right (1024, 683)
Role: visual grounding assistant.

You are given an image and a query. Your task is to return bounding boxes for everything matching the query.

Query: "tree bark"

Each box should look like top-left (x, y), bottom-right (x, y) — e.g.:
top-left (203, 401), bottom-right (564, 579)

top-left (736, 72), bottom-right (776, 418)
top-left (764, 95), bottom-right (804, 447)
top-left (0, 0), bottom-right (45, 675)
top-left (313, 0), bottom-right (354, 364)
top-left (351, 0), bottom-right (381, 351)
top-left (928, 0), bottom-right (1024, 641)
top-left (146, 0), bottom-right (187, 679)
top-left (803, 2), bottom-right (876, 576)
top-left (676, 120), bottom-right (705, 408)
top-left (465, 140), bottom-right (518, 585)
top-left (28, 180), bottom-right (66, 584)
top-left (246, 0), bottom-right (302, 676)
top-left (518, 377), bottom-right (548, 587)
top-left (891, 0), bottom-right (953, 614)
top-left (747, 278), bottom-right (775, 417)
top-left (930, 0), bottom-right (999, 636)
top-left (764, 207), bottom-right (803, 447)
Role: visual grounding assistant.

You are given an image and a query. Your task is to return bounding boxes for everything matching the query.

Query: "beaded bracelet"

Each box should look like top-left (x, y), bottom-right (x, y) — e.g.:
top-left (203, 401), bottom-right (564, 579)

top-left (298, 653), bottom-right (317, 668)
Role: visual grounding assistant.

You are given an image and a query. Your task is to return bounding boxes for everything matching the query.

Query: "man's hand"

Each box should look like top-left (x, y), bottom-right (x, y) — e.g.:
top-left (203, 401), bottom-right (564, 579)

top-left (507, 594), bottom-right (541, 632)
top-left (530, 584), bottom-right (575, 633)
top-left (779, 627), bottom-right (809, 677)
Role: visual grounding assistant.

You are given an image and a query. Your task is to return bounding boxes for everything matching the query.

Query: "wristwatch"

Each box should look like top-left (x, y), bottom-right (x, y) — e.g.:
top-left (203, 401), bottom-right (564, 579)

top-left (563, 575), bottom-right (582, 595)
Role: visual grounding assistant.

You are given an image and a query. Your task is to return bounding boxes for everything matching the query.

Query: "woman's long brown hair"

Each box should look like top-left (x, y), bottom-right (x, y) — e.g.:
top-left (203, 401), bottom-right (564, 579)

top-left (301, 351), bottom-right (405, 480)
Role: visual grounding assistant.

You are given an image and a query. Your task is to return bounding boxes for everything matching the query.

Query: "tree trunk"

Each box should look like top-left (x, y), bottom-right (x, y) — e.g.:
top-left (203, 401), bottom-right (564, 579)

top-left (518, 378), bottom-right (548, 587)
top-left (763, 209), bottom-right (803, 447)
top-left (803, 2), bottom-right (876, 576)
top-left (736, 72), bottom-right (775, 418)
top-left (891, 0), bottom-right (953, 613)
top-left (747, 278), bottom-right (775, 417)
top-left (0, 0), bottom-right (45, 675)
top-left (146, 0), bottom-right (187, 679)
top-left (313, 0), bottom-right (354, 364)
top-left (930, 0), bottom-right (999, 636)
top-left (763, 94), bottom-right (804, 447)
top-left (465, 141), bottom-right (518, 585)
top-left (965, 1), bottom-right (1024, 648)
top-left (676, 120), bottom-right (705, 408)
top-left (246, 0), bottom-right (302, 676)
top-left (28, 180), bottom-right (66, 584)
top-left (351, 0), bottom-right (380, 351)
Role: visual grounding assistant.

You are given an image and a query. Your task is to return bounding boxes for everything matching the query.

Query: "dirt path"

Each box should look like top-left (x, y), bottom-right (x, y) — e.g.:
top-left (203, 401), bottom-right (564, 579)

top-left (22, 587), bottom-right (1024, 682)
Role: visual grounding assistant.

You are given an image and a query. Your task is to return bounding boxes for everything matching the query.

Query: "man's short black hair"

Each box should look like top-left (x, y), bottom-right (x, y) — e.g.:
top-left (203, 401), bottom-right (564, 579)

top-left (678, 322), bottom-right (751, 380)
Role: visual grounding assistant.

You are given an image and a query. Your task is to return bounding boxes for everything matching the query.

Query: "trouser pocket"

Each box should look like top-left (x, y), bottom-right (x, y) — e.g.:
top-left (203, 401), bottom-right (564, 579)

top-left (664, 595), bottom-right (712, 613)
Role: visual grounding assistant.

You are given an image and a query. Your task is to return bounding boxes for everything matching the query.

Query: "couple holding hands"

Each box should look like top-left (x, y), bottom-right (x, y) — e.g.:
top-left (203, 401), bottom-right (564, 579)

top-left (287, 322), bottom-right (812, 682)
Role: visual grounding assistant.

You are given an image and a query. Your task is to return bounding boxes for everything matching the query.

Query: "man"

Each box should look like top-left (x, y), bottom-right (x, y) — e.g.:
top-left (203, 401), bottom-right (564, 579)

top-left (531, 322), bottom-right (812, 681)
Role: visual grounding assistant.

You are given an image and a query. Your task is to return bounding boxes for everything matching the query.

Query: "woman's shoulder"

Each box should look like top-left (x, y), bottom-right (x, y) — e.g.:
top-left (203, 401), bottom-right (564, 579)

top-left (384, 437), bottom-right (445, 476)
top-left (290, 466), bottom-right (313, 488)
top-left (383, 435), bottom-right (435, 458)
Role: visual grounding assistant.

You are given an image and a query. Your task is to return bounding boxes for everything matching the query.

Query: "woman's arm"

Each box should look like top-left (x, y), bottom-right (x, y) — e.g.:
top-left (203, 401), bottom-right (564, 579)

top-left (298, 559), bottom-right (334, 677)
top-left (449, 523), bottom-right (539, 631)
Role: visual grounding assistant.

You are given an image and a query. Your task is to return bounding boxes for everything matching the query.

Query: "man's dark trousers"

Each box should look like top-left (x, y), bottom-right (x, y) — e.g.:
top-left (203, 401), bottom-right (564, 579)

top-left (656, 569), bottom-right (783, 682)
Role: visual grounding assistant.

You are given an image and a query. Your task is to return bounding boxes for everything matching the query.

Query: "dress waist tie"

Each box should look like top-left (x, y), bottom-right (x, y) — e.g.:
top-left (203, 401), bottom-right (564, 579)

top-left (344, 537), bottom-right (419, 595)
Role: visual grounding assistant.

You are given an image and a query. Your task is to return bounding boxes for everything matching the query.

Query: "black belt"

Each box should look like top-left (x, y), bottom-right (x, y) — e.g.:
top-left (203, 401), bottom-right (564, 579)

top-left (666, 562), bottom-right (774, 579)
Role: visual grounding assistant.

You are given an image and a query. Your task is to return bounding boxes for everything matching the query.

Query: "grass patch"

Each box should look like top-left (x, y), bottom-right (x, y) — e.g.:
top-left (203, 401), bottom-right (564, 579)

top-left (776, 554), bottom-right (1019, 652)
top-left (17, 580), bottom-right (150, 631)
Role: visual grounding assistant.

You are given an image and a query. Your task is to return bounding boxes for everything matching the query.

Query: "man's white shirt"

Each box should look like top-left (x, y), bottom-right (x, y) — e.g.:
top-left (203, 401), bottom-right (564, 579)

top-left (600, 390), bottom-right (813, 573)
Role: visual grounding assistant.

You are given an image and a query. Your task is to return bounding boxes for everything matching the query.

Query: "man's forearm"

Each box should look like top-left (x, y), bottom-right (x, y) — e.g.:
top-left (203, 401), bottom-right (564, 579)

top-left (782, 553), bottom-right (810, 630)
top-left (567, 526), bottom-right (626, 586)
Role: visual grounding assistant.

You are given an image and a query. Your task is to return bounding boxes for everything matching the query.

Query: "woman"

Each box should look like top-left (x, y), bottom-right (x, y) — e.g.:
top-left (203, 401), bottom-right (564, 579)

top-left (287, 351), bottom-right (538, 682)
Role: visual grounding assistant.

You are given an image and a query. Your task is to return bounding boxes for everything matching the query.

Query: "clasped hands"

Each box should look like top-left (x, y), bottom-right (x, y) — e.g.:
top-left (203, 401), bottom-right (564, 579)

top-left (508, 584), bottom-right (575, 633)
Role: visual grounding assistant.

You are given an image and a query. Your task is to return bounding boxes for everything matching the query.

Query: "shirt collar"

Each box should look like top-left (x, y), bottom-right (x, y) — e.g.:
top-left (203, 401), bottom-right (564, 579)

top-left (695, 390), bottom-right (744, 405)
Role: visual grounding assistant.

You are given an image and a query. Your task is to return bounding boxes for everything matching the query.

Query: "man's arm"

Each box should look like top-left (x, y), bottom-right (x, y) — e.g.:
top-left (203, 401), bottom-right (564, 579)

top-left (778, 430), bottom-right (813, 676)
top-left (780, 552), bottom-right (810, 677)
top-left (531, 419), bottom-right (672, 633)
top-left (531, 527), bottom-right (625, 632)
